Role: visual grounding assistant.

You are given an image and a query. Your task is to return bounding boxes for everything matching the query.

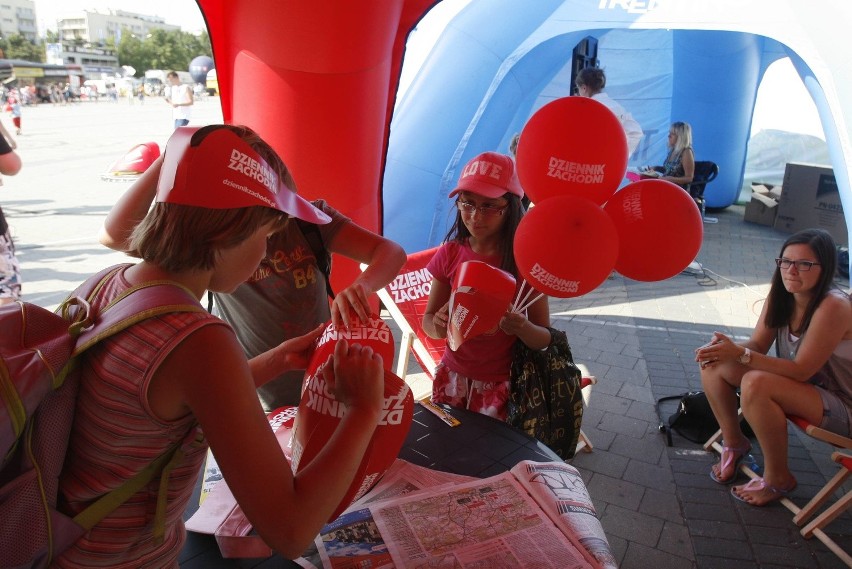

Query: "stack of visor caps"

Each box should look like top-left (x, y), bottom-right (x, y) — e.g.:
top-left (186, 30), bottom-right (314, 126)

top-left (156, 126), bottom-right (331, 225)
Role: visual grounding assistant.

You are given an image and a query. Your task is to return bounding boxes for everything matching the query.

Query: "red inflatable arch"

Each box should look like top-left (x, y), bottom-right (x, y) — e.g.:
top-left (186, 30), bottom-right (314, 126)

top-left (197, 0), bottom-right (434, 289)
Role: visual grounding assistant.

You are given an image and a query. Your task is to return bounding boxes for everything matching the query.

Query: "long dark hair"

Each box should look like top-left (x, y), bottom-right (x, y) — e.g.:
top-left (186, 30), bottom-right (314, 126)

top-left (443, 193), bottom-right (525, 277)
top-left (765, 228), bottom-right (839, 333)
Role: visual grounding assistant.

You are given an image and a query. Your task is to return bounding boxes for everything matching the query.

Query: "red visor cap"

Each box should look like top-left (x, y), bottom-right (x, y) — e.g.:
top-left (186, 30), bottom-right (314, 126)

top-left (448, 151), bottom-right (524, 200)
top-left (156, 126), bottom-right (331, 225)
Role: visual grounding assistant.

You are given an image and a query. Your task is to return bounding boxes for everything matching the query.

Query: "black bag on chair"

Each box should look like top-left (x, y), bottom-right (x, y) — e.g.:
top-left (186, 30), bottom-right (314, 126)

top-left (507, 328), bottom-right (583, 460)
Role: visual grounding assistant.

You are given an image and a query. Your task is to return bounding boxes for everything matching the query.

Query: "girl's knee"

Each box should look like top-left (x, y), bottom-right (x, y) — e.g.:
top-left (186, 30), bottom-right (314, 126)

top-left (740, 371), bottom-right (775, 406)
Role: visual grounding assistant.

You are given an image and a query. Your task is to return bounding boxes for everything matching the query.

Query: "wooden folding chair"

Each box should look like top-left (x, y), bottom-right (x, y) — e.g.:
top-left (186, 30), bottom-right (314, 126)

top-left (367, 247), bottom-right (444, 380)
top-left (703, 415), bottom-right (800, 514)
top-left (788, 415), bottom-right (852, 453)
top-left (788, 415), bottom-right (852, 523)
top-left (795, 451), bottom-right (852, 567)
top-left (705, 413), bottom-right (852, 520)
top-left (574, 373), bottom-right (597, 454)
top-left (371, 249), bottom-right (597, 456)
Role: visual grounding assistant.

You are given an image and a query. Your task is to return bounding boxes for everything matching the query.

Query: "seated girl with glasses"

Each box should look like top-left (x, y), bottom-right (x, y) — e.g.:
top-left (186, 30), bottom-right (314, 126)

top-left (421, 151), bottom-right (552, 420)
top-left (695, 228), bottom-right (852, 506)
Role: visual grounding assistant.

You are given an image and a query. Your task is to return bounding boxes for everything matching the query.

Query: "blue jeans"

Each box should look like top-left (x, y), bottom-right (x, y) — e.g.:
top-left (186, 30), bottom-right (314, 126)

top-left (174, 119), bottom-right (190, 129)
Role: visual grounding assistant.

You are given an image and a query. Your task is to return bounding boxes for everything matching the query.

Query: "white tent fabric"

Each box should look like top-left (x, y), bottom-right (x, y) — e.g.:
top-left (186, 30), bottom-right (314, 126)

top-left (384, 0), bottom-right (852, 253)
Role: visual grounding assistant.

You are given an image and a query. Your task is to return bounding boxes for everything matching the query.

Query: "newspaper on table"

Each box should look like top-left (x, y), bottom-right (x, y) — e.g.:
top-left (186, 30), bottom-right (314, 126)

top-left (309, 459), bottom-right (474, 569)
top-left (311, 459), bottom-right (616, 569)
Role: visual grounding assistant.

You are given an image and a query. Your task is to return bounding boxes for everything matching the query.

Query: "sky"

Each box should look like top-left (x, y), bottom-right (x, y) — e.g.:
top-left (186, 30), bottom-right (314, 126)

top-left (34, 0), bottom-right (208, 35)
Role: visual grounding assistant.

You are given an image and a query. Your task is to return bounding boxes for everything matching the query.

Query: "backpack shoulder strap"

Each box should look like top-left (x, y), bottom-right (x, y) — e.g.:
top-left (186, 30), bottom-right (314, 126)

top-left (72, 438), bottom-right (183, 532)
top-left (73, 280), bottom-right (205, 355)
top-left (66, 277), bottom-right (207, 532)
top-left (296, 218), bottom-right (334, 299)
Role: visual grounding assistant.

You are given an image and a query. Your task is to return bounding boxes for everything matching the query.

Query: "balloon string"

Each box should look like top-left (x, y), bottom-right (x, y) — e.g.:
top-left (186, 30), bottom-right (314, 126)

top-left (512, 281), bottom-right (534, 312)
top-left (512, 280), bottom-right (528, 310)
top-left (515, 292), bottom-right (544, 314)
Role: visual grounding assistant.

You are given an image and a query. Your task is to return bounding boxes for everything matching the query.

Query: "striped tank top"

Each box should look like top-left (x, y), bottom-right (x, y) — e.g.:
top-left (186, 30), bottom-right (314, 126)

top-left (54, 266), bottom-right (227, 568)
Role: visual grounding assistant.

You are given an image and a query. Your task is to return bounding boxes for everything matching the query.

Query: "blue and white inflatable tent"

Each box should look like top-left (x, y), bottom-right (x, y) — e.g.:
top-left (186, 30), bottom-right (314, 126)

top-left (384, 0), bottom-right (852, 254)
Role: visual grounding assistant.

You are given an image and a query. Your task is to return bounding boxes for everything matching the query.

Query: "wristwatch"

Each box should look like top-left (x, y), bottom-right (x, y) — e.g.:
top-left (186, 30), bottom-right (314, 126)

top-left (738, 347), bottom-right (752, 364)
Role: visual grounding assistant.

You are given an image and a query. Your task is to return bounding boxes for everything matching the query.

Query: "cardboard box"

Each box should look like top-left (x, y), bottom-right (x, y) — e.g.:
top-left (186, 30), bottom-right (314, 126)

top-left (774, 163), bottom-right (848, 246)
top-left (744, 190), bottom-right (778, 226)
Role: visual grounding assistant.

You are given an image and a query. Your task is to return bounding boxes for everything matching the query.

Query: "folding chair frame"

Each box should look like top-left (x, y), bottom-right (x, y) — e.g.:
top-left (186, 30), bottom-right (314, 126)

top-left (797, 451), bottom-right (852, 568)
top-left (704, 413), bottom-right (852, 522)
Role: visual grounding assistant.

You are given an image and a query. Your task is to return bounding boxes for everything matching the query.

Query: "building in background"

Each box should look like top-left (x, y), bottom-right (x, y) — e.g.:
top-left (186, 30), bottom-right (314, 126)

top-left (58, 44), bottom-right (118, 80)
top-left (55, 9), bottom-right (179, 45)
top-left (47, 9), bottom-right (181, 81)
top-left (0, 0), bottom-right (37, 42)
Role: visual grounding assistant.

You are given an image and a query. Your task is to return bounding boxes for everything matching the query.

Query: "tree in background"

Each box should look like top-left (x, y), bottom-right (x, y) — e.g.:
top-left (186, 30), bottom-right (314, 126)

top-left (117, 29), bottom-right (212, 76)
top-left (0, 34), bottom-right (45, 62)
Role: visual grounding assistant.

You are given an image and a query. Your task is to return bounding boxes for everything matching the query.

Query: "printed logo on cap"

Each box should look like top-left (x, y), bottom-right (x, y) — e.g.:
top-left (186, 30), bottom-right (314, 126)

top-left (156, 126), bottom-right (331, 224)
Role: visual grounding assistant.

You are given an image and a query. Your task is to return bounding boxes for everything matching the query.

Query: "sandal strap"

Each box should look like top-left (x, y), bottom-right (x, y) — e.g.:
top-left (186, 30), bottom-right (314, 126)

top-left (737, 476), bottom-right (796, 495)
top-left (719, 444), bottom-right (751, 470)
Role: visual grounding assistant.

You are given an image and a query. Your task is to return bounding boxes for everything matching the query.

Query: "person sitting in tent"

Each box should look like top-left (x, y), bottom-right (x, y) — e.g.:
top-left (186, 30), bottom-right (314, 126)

top-left (696, 228), bottom-right (852, 506)
top-left (641, 121), bottom-right (695, 189)
top-left (574, 67), bottom-right (643, 157)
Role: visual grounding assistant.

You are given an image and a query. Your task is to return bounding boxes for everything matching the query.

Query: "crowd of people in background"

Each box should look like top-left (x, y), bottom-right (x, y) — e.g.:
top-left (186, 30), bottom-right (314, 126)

top-left (0, 80), bottom-right (207, 108)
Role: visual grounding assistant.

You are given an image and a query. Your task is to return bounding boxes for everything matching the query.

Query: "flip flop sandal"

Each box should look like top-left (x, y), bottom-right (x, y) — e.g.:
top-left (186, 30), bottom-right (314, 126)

top-left (731, 476), bottom-right (796, 506)
top-left (710, 443), bottom-right (751, 485)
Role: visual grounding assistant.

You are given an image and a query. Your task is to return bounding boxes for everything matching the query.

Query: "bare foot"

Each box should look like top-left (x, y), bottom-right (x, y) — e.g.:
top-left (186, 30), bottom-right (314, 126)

top-left (731, 476), bottom-right (796, 506)
top-left (710, 442), bottom-right (750, 485)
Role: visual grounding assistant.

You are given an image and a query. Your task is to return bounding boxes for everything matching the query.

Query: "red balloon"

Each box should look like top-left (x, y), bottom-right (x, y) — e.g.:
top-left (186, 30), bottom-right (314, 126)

top-left (291, 368), bottom-right (413, 522)
top-left (516, 97), bottom-right (629, 205)
top-left (514, 195), bottom-right (618, 298)
top-left (603, 180), bottom-right (703, 281)
top-left (305, 315), bottom-right (396, 377)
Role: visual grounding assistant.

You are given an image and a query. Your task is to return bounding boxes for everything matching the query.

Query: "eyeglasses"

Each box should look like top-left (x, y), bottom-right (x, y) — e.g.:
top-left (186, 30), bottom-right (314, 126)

top-left (456, 200), bottom-right (508, 217)
top-left (775, 258), bottom-right (821, 271)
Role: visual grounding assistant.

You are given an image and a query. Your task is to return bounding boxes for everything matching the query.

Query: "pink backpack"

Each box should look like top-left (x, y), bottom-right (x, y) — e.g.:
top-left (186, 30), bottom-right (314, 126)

top-left (0, 265), bottom-right (204, 568)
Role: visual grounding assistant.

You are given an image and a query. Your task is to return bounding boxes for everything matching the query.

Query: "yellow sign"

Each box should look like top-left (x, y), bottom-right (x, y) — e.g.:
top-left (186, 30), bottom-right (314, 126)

top-left (13, 67), bottom-right (44, 78)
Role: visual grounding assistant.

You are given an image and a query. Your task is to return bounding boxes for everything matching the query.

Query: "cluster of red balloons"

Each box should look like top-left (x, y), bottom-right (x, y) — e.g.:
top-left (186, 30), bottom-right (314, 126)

top-left (513, 97), bottom-right (703, 296)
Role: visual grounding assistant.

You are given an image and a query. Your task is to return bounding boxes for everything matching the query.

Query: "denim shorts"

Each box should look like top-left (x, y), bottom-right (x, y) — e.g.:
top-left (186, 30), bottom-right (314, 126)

top-left (815, 385), bottom-right (852, 437)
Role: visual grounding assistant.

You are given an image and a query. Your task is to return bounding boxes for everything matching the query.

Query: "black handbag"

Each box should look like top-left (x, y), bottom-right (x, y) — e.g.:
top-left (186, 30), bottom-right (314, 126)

top-left (507, 328), bottom-right (583, 459)
top-left (657, 390), bottom-right (754, 446)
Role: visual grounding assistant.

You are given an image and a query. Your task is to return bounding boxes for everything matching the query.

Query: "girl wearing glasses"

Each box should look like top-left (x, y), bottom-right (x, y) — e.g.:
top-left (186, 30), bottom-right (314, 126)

top-left (421, 151), bottom-right (551, 420)
top-left (695, 228), bottom-right (852, 506)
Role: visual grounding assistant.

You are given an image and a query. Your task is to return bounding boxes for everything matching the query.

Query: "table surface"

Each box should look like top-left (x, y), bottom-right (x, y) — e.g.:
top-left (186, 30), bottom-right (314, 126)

top-left (179, 402), bottom-right (564, 568)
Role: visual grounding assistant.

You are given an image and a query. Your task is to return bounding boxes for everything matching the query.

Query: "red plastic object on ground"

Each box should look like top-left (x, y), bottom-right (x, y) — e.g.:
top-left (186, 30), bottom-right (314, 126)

top-left (101, 142), bottom-right (160, 181)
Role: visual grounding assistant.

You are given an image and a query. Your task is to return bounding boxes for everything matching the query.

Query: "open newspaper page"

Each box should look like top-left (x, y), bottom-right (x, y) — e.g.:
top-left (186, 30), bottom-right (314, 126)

top-left (510, 461), bottom-right (618, 569)
top-left (312, 459), bottom-right (475, 569)
top-left (370, 470), bottom-right (600, 568)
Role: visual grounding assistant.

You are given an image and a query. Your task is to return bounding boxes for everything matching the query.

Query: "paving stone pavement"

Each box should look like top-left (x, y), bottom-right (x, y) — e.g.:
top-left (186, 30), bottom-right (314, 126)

top-left (555, 212), bottom-right (852, 568)
top-left (5, 100), bottom-right (852, 568)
